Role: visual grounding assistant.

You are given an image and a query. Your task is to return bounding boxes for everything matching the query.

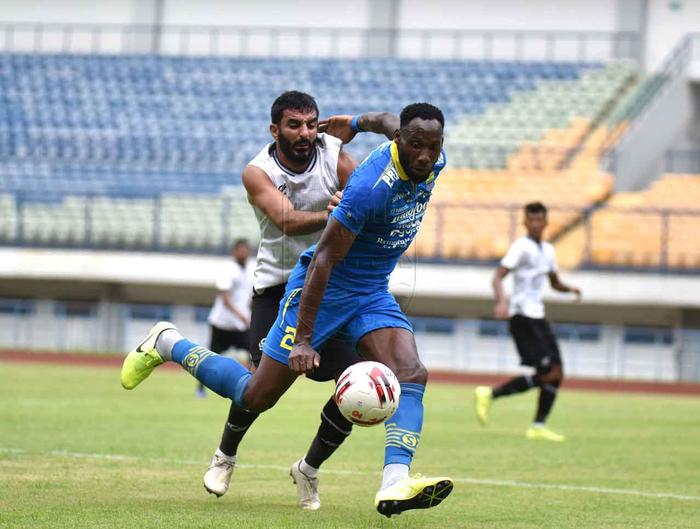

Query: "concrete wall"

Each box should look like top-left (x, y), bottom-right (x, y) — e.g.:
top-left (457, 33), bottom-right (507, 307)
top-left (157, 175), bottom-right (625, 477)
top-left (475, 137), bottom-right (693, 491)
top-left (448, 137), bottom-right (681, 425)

top-left (646, 0), bottom-right (700, 71)
top-left (399, 0), bottom-right (617, 30)
top-left (0, 0), bottom-right (133, 24)
top-left (0, 0), bottom-right (628, 60)
top-left (0, 297), bottom-right (689, 381)
top-left (4, 0), bottom-right (697, 69)
top-left (611, 68), bottom-right (698, 190)
top-left (4, 248), bottom-right (700, 312)
top-left (0, 0), bottom-right (619, 30)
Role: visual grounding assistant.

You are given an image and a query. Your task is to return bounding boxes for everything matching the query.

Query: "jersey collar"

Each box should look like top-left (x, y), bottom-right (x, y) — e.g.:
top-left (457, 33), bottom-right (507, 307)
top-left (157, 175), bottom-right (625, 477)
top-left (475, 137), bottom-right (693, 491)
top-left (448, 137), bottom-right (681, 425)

top-left (390, 141), bottom-right (410, 182)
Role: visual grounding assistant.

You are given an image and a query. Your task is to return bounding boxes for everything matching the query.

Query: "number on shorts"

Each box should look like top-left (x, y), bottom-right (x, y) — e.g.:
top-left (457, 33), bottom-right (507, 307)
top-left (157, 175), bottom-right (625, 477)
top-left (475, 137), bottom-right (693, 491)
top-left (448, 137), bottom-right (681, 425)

top-left (280, 326), bottom-right (296, 351)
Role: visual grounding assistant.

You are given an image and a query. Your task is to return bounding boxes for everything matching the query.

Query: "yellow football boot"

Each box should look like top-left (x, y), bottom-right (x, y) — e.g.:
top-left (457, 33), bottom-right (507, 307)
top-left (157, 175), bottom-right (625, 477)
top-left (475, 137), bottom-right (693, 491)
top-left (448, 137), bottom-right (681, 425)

top-left (375, 474), bottom-right (454, 518)
top-left (120, 321), bottom-right (176, 390)
top-left (525, 425), bottom-right (566, 442)
top-left (474, 386), bottom-right (493, 426)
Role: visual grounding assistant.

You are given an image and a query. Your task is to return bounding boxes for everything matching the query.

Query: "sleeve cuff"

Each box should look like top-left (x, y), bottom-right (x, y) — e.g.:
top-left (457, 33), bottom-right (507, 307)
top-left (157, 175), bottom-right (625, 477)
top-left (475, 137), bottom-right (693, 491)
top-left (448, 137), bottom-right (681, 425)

top-left (332, 209), bottom-right (363, 236)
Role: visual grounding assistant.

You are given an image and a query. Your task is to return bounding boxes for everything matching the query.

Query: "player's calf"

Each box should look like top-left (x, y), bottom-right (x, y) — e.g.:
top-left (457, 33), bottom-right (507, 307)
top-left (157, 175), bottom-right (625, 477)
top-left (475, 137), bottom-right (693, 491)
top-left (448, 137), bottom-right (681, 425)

top-left (392, 361), bottom-right (428, 386)
top-left (240, 354), bottom-right (299, 413)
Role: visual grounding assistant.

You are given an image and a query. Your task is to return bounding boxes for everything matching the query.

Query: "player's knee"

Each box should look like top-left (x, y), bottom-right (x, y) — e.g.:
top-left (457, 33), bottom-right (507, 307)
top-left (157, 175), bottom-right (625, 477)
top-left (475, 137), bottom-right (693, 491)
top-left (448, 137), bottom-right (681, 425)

top-left (552, 364), bottom-right (564, 383)
top-left (243, 389), bottom-right (281, 413)
top-left (539, 364), bottom-right (563, 385)
top-left (394, 360), bottom-right (428, 385)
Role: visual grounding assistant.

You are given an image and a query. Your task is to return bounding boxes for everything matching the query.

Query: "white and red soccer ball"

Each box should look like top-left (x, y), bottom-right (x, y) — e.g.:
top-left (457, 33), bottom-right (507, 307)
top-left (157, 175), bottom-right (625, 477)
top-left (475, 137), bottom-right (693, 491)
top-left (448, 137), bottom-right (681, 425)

top-left (334, 361), bottom-right (401, 427)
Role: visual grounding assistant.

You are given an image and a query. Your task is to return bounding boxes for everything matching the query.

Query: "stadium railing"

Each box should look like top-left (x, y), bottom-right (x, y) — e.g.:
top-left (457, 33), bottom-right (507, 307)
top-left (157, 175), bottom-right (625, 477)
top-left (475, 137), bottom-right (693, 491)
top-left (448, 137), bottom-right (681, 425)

top-left (4, 200), bottom-right (700, 272)
top-left (421, 204), bottom-right (700, 272)
top-left (0, 22), bottom-right (640, 62)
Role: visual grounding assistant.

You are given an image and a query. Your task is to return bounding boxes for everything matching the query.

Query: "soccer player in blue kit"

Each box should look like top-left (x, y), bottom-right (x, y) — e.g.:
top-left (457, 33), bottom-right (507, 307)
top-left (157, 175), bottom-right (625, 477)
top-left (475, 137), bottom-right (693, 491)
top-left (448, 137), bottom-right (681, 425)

top-left (121, 103), bottom-right (454, 517)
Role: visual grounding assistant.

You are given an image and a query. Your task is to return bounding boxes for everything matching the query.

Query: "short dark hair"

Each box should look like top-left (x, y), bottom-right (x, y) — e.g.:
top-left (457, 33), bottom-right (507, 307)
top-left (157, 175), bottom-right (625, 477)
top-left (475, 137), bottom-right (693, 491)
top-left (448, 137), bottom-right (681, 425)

top-left (232, 238), bottom-right (249, 250)
top-left (271, 91), bottom-right (319, 125)
top-left (524, 202), bottom-right (547, 216)
top-left (400, 102), bottom-right (445, 129)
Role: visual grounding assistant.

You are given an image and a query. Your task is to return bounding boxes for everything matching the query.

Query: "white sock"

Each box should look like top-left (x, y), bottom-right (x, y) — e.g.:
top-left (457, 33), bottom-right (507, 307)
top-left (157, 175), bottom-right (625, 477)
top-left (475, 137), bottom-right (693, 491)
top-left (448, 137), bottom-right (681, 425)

top-left (532, 422), bottom-right (545, 428)
top-left (381, 463), bottom-right (409, 490)
top-left (215, 447), bottom-right (236, 462)
top-left (155, 329), bottom-right (184, 361)
top-left (299, 458), bottom-right (318, 478)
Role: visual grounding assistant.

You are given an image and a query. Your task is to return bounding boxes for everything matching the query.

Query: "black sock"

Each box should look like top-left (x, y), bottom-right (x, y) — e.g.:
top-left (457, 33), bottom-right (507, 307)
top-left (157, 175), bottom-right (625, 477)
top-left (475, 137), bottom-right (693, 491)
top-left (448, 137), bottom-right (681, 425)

top-left (304, 397), bottom-right (353, 469)
top-left (535, 380), bottom-right (561, 423)
top-left (219, 402), bottom-right (260, 457)
top-left (492, 375), bottom-right (540, 399)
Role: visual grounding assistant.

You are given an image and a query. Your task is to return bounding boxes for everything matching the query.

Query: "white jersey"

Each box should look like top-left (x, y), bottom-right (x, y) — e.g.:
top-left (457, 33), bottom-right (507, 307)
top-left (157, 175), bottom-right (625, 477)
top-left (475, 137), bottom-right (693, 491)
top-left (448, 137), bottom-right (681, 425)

top-left (248, 132), bottom-right (343, 291)
top-left (501, 236), bottom-right (558, 319)
top-left (208, 259), bottom-right (255, 331)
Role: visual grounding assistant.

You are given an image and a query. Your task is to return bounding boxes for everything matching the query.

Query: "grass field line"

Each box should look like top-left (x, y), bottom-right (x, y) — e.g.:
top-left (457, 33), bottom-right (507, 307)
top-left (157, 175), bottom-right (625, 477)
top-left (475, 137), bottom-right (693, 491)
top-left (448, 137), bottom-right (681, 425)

top-left (3, 447), bottom-right (699, 502)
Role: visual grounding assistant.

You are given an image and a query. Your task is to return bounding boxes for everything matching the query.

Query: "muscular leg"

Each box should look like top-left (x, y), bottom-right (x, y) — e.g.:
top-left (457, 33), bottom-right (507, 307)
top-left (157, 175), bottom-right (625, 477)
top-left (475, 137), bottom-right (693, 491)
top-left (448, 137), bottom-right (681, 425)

top-left (158, 331), bottom-right (298, 413)
top-left (216, 357), bottom-right (274, 458)
top-left (241, 353), bottom-right (299, 412)
top-left (357, 328), bottom-right (427, 489)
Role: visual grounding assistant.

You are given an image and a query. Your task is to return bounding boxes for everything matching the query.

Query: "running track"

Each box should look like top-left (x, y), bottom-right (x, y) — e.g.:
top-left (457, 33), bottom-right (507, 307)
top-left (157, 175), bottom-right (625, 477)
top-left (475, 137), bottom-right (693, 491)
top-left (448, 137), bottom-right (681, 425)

top-left (1, 350), bottom-right (699, 396)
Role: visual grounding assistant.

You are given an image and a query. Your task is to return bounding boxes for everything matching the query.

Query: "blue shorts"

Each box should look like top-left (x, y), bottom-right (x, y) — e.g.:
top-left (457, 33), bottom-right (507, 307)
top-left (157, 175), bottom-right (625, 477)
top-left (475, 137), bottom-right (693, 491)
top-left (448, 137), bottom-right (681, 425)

top-left (262, 272), bottom-right (413, 367)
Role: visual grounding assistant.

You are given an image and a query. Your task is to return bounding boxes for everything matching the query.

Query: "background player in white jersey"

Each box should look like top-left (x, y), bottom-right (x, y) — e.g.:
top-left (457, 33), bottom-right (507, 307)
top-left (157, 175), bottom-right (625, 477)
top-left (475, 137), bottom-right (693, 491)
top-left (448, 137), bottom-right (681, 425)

top-left (203, 91), bottom-right (397, 509)
top-left (197, 239), bottom-right (254, 398)
top-left (474, 202), bottom-right (582, 442)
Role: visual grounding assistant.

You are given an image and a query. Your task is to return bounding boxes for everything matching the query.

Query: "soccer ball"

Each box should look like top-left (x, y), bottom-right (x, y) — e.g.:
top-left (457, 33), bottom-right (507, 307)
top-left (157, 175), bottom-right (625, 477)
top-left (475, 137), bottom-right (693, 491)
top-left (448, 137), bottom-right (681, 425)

top-left (334, 361), bottom-right (401, 427)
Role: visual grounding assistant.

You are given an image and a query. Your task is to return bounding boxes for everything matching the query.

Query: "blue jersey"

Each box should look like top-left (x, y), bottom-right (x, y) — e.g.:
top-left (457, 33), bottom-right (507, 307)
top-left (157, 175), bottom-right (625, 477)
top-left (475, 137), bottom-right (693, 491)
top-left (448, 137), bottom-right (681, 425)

top-left (297, 140), bottom-right (446, 293)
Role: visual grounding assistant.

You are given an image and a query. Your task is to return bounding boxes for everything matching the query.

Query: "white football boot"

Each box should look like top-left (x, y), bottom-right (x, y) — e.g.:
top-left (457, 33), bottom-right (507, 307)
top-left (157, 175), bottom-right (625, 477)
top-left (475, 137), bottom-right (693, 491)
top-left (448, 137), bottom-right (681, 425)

top-left (203, 451), bottom-right (235, 497)
top-left (290, 458), bottom-right (321, 510)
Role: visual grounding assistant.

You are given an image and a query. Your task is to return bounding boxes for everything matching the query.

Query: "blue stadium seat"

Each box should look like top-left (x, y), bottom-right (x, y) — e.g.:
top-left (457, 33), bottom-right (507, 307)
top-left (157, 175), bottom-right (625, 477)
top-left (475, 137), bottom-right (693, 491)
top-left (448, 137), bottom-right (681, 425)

top-left (0, 52), bottom-right (619, 250)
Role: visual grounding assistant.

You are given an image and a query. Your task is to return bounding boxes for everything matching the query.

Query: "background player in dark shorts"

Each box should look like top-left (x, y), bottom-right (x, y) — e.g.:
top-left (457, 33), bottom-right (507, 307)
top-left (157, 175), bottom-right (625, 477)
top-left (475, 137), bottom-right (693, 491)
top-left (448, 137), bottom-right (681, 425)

top-left (474, 202), bottom-right (582, 442)
top-left (509, 314), bottom-right (562, 371)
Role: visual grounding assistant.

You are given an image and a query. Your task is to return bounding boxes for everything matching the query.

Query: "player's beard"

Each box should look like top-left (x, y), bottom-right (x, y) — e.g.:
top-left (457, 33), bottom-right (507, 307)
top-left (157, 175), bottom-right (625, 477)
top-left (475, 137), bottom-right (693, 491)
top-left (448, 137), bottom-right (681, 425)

top-left (277, 132), bottom-right (315, 165)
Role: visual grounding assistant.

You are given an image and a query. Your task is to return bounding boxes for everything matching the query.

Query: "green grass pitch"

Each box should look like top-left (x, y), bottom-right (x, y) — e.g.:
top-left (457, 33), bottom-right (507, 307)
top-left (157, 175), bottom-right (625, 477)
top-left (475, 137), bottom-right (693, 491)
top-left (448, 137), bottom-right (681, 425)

top-left (1, 361), bottom-right (699, 528)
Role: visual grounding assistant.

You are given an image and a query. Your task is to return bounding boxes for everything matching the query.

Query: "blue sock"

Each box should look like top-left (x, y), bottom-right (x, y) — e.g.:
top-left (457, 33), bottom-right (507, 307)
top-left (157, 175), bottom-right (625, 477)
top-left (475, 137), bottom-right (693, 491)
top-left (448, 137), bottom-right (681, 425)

top-left (171, 339), bottom-right (251, 409)
top-left (384, 383), bottom-right (425, 467)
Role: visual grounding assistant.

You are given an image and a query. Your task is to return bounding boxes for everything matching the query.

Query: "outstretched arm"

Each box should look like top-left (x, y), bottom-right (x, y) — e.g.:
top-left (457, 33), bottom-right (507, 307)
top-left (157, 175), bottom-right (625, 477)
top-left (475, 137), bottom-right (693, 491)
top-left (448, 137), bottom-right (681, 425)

top-left (549, 272), bottom-right (582, 302)
top-left (319, 112), bottom-right (400, 144)
top-left (288, 217), bottom-right (357, 373)
top-left (242, 164), bottom-right (328, 236)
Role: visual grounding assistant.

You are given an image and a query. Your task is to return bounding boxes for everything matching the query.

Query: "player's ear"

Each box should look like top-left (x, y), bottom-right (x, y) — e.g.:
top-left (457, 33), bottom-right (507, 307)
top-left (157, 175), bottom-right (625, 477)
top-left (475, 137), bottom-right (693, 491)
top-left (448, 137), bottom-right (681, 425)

top-left (270, 123), bottom-right (279, 140)
top-left (393, 128), bottom-right (401, 143)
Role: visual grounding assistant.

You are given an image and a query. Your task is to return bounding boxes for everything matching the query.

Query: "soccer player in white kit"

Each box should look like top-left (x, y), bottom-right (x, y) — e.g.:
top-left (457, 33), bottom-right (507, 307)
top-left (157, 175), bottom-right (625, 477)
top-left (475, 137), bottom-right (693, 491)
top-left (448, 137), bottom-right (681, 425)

top-left (474, 202), bottom-right (582, 442)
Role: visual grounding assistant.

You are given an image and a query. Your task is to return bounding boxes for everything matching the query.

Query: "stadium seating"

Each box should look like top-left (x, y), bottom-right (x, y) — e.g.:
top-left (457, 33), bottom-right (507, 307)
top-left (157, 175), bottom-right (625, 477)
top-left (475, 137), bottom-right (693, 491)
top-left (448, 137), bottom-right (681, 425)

top-left (554, 174), bottom-right (700, 269)
top-left (0, 53), bottom-right (634, 254)
top-left (446, 61), bottom-right (634, 171)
